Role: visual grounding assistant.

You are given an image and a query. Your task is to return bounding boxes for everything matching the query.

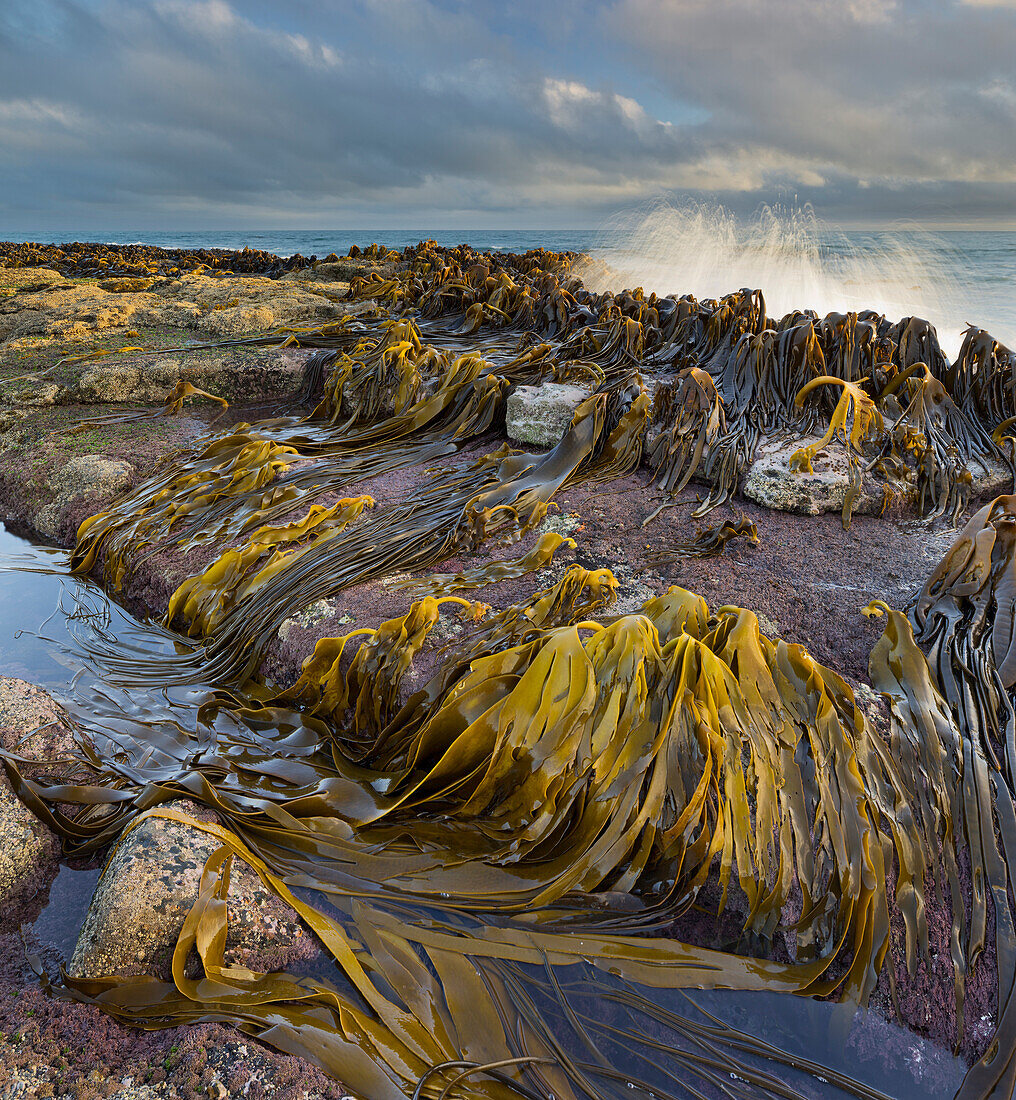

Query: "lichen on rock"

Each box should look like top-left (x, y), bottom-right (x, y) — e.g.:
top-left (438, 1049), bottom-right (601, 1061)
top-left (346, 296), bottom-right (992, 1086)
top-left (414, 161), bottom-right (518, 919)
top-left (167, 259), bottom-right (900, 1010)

top-left (69, 801), bottom-right (317, 981)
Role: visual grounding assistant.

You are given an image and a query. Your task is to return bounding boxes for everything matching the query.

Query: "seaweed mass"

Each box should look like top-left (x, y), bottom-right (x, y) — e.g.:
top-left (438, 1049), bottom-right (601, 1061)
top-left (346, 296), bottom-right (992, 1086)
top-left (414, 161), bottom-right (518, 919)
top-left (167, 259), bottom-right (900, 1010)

top-left (5, 239), bottom-right (1016, 1100)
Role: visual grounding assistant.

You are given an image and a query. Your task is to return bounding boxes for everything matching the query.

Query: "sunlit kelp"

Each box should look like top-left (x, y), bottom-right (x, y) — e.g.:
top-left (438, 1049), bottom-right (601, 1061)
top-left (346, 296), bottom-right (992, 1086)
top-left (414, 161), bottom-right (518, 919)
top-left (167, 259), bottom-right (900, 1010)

top-left (56, 240), bottom-right (1015, 541)
top-left (16, 240), bottom-right (1016, 1097)
top-left (2, 572), bottom-right (960, 1098)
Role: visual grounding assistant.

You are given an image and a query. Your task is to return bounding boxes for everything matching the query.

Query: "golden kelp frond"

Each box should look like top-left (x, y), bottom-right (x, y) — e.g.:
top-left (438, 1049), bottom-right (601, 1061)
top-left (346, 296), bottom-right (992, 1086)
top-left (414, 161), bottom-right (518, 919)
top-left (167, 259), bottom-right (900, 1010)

top-left (161, 379), bottom-right (230, 415)
top-left (57, 379), bottom-right (229, 438)
top-left (391, 530), bottom-right (577, 598)
top-left (166, 496), bottom-right (375, 636)
top-left (55, 806), bottom-right (899, 1100)
top-left (244, 583), bottom-right (908, 994)
top-left (43, 239), bottom-right (1016, 1098)
top-left (315, 322), bottom-right (449, 425)
top-left (790, 376), bottom-right (884, 526)
top-left (791, 376), bottom-right (884, 473)
top-left (12, 575), bottom-right (957, 1100)
top-left (72, 433), bottom-right (301, 587)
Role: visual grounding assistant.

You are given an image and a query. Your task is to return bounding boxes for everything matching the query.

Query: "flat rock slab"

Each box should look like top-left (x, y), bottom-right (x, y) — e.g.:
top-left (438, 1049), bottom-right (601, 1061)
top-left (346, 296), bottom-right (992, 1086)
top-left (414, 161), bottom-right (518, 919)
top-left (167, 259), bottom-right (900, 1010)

top-left (0, 678), bottom-right (77, 924)
top-left (70, 800), bottom-right (317, 981)
top-left (75, 346), bottom-right (313, 405)
top-left (506, 382), bottom-right (591, 447)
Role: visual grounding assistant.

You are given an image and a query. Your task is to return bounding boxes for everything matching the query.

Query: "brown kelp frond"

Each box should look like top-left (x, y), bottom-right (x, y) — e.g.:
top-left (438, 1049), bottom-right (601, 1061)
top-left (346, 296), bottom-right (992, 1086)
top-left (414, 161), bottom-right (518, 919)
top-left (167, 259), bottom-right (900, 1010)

top-left (13, 523), bottom-right (1014, 1096)
top-left (892, 497), bottom-right (1016, 1092)
top-left (889, 316), bottom-right (950, 380)
top-left (165, 496), bottom-right (375, 636)
top-left (863, 602), bottom-right (969, 1028)
top-left (646, 367), bottom-right (725, 495)
top-left (37, 240), bottom-right (1016, 1098)
top-left (790, 376), bottom-right (884, 526)
top-left (71, 432), bottom-right (302, 588)
top-left (816, 312), bottom-right (893, 385)
top-left (948, 326), bottom-right (1016, 423)
top-left (880, 362), bottom-right (1000, 523)
top-left (649, 517), bottom-right (758, 561)
top-left (52, 806), bottom-right (899, 1100)
top-left (391, 530), bottom-right (578, 598)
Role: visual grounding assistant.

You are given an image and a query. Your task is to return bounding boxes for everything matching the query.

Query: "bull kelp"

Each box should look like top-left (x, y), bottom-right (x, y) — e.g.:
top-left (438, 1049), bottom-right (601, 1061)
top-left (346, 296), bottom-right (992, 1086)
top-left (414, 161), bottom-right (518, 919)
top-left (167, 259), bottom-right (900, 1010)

top-left (7, 240), bottom-right (1016, 1099)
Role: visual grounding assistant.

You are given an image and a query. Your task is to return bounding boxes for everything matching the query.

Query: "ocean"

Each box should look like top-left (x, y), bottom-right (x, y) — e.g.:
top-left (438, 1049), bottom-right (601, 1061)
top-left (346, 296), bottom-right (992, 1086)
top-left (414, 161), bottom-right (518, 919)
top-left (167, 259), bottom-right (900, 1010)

top-left (6, 222), bottom-right (1015, 357)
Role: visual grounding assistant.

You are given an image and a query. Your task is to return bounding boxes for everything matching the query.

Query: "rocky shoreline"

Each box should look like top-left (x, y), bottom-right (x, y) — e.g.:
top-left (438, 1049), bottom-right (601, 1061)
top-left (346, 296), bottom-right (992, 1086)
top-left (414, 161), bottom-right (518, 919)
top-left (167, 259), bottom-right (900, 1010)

top-left (0, 244), bottom-right (1010, 1097)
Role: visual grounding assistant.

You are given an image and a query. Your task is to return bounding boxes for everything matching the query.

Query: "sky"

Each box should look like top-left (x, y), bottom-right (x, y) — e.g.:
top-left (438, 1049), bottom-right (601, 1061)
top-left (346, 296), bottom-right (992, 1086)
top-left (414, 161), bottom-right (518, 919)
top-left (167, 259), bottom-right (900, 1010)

top-left (1, 0), bottom-right (1015, 231)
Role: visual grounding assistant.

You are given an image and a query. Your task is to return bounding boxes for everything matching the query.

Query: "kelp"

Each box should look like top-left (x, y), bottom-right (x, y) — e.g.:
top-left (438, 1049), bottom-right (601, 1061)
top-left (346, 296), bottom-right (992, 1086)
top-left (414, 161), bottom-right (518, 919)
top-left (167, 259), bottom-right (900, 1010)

top-left (791, 376), bottom-right (884, 526)
top-left (390, 529), bottom-right (577, 597)
top-left (649, 517), bottom-right (759, 561)
top-left (5, 572), bottom-right (958, 1098)
top-left (165, 495), bottom-right (375, 635)
top-left (864, 495), bottom-right (1016, 1096)
top-left (878, 363), bottom-right (996, 523)
top-left (17, 240), bottom-right (1016, 1098)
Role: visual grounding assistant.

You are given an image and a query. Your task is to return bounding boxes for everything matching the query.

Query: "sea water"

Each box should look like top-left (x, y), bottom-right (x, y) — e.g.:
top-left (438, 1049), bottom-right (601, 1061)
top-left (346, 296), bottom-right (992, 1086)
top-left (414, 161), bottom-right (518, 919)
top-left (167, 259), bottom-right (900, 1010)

top-left (5, 210), bottom-right (1015, 358)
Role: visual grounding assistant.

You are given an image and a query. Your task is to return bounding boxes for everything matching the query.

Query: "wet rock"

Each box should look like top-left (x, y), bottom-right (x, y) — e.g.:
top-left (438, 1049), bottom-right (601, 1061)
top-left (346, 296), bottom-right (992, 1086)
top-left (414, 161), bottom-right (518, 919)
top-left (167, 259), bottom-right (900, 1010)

top-left (69, 801), bottom-right (316, 980)
top-left (0, 678), bottom-right (77, 924)
top-left (32, 454), bottom-right (135, 540)
top-left (506, 381), bottom-right (590, 447)
top-left (970, 455), bottom-right (1012, 498)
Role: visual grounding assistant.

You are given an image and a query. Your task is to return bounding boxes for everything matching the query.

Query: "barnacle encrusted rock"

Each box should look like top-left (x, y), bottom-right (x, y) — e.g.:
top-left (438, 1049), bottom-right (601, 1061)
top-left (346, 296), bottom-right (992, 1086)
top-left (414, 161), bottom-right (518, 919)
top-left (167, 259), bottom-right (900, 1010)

top-left (76, 347), bottom-right (311, 404)
top-left (0, 678), bottom-right (76, 923)
top-left (506, 381), bottom-right (591, 446)
top-left (196, 304), bottom-right (275, 339)
top-left (33, 454), bottom-right (135, 539)
top-left (0, 268), bottom-right (351, 353)
top-left (742, 435), bottom-right (880, 515)
top-left (743, 435), bottom-right (1012, 516)
top-left (69, 801), bottom-right (316, 980)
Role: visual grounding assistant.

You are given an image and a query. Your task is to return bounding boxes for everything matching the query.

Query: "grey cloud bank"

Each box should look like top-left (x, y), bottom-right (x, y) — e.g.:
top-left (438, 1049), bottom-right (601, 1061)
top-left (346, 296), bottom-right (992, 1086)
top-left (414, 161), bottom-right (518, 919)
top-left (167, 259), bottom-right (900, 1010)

top-left (0, 0), bottom-right (1014, 231)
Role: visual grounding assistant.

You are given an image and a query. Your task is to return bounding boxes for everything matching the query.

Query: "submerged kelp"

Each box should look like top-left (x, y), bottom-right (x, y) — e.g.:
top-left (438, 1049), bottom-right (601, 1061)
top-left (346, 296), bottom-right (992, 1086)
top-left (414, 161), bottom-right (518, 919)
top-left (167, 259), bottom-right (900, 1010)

top-left (8, 241), bottom-right (1016, 1098)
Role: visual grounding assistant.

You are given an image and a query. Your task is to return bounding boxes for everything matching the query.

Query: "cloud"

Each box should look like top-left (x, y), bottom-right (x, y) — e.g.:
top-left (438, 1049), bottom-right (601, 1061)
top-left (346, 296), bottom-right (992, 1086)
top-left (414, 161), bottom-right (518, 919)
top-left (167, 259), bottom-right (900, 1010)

top-left (0, 0), bottom-right (1013, 227)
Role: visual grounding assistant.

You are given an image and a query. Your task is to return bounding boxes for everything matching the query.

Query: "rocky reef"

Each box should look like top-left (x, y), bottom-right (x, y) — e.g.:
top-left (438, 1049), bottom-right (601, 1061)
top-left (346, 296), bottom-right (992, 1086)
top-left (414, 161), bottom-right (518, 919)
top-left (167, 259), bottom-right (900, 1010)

top-left (2, 239), bottom-right (1016, 1099)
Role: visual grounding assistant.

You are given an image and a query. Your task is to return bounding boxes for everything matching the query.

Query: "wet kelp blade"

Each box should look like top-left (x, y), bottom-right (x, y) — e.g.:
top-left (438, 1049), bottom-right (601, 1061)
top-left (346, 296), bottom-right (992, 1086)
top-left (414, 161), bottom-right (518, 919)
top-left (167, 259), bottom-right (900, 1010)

top-left (60, 808), bottom-right (899, 1100)
top-left (25, 240), bottom-right (1016, 1098)
top-left (4, 569), bottom-right (969, 1098)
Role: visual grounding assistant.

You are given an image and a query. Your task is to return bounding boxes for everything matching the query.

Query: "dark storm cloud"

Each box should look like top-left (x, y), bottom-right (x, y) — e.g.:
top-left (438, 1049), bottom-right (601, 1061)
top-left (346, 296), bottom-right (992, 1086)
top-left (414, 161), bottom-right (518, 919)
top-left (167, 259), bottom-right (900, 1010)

top-left (0, 0), bottom-right (1013, 228)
